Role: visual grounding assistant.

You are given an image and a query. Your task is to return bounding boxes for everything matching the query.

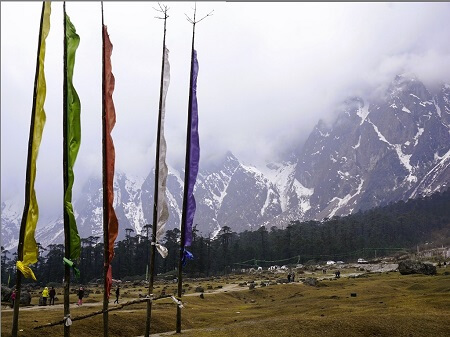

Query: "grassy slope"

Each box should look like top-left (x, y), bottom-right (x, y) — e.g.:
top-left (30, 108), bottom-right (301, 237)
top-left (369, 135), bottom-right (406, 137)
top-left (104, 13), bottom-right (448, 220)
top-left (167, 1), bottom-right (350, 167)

top-left (1, 270), bottom-right (450, 337)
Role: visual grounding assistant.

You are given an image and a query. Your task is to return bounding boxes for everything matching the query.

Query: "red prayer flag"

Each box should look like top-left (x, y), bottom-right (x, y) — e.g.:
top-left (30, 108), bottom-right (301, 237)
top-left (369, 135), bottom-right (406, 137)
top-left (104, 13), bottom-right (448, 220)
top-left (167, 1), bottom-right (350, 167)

top-left (103, 24), bottom-right (118, 298)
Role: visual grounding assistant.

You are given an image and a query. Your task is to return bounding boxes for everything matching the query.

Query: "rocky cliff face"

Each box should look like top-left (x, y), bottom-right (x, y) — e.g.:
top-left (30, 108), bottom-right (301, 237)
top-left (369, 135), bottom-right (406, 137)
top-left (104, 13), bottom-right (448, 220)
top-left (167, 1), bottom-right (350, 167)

top-left (292, 75), bottom-right (449, 222)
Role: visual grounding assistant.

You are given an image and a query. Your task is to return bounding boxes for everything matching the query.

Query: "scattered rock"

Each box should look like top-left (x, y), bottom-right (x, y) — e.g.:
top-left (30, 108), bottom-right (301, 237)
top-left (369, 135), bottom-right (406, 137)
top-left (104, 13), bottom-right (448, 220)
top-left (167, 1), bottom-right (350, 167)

top-left (398, 260), bottom-right (437, 275)
top-left (248, 283), bottom-right (256, 290)
top-left (1, 286), bottom-right (12, 302)
top-left (356, 274), bottom-right (369, 278)
top-left (20, 291), bottom-right (32, 305)
top-left (195, 286), bottom-right (204, 293)
top-left (303, 277), bottom-right (320, 287)
top-left (200, 293), bottom-right (204, 299)
top-left (351, 293), bottom-right (357, 297)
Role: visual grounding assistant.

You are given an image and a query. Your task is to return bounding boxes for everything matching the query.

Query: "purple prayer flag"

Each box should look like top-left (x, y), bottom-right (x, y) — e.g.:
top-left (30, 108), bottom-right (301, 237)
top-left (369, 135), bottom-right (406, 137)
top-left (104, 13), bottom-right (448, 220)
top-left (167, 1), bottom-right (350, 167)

top-left (184, 50), bottom-right (199, 247)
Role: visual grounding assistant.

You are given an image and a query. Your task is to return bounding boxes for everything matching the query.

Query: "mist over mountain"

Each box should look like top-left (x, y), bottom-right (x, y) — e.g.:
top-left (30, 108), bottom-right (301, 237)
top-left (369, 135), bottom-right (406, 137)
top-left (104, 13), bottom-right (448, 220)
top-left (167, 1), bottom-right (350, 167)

top-left (2, 75), bottom-right (449, 250)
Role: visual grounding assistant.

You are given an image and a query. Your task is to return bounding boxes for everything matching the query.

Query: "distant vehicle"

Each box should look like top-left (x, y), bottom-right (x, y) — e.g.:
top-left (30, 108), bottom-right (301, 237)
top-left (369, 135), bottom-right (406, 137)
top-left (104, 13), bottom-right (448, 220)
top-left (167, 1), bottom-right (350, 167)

top-left (357, 258), bottom-right (369, 264)
top-left (326, 260), bottom-right (336, 265)
top-left (336, 261), bottom-right (344, 264)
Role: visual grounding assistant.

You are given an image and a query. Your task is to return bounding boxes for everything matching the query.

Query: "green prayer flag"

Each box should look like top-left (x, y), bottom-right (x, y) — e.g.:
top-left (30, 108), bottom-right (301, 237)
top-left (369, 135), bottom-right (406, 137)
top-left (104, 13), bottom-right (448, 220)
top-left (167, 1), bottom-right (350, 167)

top-left (64, 13), bottom-right (81, 260)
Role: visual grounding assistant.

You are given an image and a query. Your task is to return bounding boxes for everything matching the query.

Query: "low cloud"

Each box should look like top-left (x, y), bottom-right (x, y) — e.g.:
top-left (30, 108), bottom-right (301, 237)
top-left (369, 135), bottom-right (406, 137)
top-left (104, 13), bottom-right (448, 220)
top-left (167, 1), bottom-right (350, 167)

top-left (2, 2), bottom-right (450, 223)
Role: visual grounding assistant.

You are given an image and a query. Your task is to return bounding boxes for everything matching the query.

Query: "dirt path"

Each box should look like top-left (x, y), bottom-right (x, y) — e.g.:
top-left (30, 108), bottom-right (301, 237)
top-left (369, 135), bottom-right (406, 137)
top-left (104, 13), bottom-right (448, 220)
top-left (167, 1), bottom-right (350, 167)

top-left (1, 283), bottom-right (245, 312)
top-left (2, 301), bottom-right (108, 311)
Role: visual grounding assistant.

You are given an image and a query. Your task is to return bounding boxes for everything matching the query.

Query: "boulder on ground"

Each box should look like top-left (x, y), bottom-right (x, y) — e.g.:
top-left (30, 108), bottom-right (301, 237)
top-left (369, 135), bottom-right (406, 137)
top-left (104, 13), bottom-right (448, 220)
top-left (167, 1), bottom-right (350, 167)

top-left (20, 291), bottom-right (32, 305)
top-left (303, 277), bottom-right (320, 287)
top-left (277, 278), bottom-right (289, 284)
top-left (398, 260), bottom-right (436, 275)
top-left (195, 286), bottom-right (204, 293)
top-left (2, 287), bottom-right (32, 306)
top-left (1, 286), bottom-right (12, 302)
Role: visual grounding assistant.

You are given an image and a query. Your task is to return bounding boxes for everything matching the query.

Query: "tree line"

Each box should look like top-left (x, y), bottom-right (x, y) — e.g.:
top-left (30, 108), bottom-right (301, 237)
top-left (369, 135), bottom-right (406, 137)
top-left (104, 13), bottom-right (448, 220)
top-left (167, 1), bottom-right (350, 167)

top-left (2, 189), bottom-right (449, 286)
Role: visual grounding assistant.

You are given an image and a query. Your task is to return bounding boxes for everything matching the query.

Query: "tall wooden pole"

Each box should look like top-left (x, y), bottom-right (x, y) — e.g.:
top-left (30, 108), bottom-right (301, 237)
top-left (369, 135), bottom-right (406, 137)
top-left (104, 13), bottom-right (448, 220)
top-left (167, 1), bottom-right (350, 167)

top-left (101, 2), bottom-right (110, 337)
top-left (11, 3), bottom-right (46, 336)
top-left (63, 2), bottom-right (72, 337)
top-left (146, 8), bottom-right (168, 337)
top-left (177, 14), bottom-right (196, 335)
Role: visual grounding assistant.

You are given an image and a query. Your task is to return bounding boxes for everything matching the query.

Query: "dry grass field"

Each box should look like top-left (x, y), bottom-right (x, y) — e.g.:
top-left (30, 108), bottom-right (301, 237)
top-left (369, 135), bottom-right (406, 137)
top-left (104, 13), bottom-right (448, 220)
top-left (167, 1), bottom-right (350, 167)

top-left (1, 268), bottom-right (450, 336)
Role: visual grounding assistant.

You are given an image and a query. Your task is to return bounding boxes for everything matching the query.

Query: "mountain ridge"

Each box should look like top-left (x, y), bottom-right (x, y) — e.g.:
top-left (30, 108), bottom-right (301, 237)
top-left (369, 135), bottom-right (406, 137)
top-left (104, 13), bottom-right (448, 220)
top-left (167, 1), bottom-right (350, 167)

top-left (2, 75), bottom-right (449, 250)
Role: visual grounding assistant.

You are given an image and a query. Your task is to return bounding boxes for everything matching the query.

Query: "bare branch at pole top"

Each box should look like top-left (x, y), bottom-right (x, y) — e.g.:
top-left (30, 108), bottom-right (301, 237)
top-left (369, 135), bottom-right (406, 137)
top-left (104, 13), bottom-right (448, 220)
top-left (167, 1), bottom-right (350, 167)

top-left (185, 3), bottom-right (214, 25)
top-left (154, 2), bottom-right (169, 20)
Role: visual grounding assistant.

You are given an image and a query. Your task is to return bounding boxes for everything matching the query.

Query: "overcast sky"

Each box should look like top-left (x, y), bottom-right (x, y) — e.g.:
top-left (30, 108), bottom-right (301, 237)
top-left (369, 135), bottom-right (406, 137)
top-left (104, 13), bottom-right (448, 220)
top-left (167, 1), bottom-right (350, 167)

top-left (2, 1), bottom-right (450, 224)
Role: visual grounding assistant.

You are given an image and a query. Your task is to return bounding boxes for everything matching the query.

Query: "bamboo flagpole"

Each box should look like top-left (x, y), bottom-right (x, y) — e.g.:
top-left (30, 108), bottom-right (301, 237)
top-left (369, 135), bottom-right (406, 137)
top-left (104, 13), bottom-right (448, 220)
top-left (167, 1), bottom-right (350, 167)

top-left (146, 4), bottom-right (170, 336)
top-left (101, 3), bottom-right (110, 336)
top-left (101, 2), bottom-right (120, 336)
top-left (176, 4), bottom-right (213, 333)
top-left (63, 5), bottom-right (71, 336)
top-left (12, 2), bottom-right (51, 336)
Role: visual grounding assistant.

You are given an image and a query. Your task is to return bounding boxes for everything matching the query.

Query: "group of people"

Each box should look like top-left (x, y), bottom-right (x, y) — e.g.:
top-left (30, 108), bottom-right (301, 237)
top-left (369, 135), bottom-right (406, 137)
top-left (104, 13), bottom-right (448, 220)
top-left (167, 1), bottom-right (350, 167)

top-left (287, 271), bottom-right (296, 282)
top-left (11, 284), bottom-right (121, 308)
top-left (41, 286), bottom-right (56, 306)
top-left (39, 286), bottom-right (81, 306)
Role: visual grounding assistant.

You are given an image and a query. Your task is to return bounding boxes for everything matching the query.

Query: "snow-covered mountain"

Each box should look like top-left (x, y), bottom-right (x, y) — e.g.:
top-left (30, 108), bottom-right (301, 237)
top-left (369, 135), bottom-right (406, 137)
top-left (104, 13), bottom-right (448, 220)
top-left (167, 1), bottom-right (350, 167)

top-left (2, 75), bottom-right (449, 249)
top-left (1, 200), bottom-right (22, 251)
top-left (293, 74), bottom-right (450, 221)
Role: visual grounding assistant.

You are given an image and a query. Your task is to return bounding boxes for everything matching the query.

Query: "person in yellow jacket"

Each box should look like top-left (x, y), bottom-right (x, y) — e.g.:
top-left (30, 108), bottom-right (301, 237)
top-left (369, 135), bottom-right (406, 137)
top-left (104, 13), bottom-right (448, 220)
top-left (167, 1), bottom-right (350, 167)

top-left (42, 286), bottom-right (49, 306)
